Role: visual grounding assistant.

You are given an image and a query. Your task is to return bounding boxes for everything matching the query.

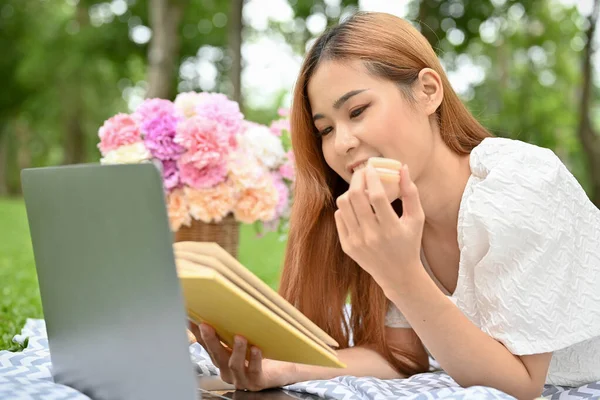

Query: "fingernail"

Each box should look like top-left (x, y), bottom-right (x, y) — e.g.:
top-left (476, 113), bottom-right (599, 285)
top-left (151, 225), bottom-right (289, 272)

top-left (235, 336), bottom-right (244, 345)
top-left (251, 347), bottom-right (260, 357)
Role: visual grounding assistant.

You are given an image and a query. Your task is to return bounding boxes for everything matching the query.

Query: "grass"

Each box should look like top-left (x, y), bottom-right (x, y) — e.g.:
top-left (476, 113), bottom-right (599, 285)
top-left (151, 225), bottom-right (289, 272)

top-left (0, 197), bottom-right (287, 351)
top-left (0, 197), bottom-right (42, 351)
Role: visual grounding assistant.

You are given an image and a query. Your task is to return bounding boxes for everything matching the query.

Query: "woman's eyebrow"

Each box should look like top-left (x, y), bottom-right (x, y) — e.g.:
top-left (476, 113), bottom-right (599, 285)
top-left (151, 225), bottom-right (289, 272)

top-left (313, 89), bottom-right (369, 121)
top-left (333, 89), bottom-right (368, 109)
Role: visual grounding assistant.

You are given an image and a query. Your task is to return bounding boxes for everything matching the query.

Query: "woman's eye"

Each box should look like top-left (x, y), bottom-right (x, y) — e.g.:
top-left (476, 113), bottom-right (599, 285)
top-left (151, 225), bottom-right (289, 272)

top-left (350, 106), bottom-right (367, 119)
top-left (319, 127), bottom-right (333, 136)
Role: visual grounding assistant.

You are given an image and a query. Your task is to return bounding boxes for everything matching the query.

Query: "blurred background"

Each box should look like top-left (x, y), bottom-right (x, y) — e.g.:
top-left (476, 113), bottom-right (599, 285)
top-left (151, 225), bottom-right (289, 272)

top-left (1, 0), bottom-right (599, 350)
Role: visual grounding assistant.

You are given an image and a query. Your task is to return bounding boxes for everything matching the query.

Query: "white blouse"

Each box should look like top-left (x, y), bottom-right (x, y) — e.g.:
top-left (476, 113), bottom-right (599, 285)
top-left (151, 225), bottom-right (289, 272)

top-left (385, 137), bottom-right (600, 386)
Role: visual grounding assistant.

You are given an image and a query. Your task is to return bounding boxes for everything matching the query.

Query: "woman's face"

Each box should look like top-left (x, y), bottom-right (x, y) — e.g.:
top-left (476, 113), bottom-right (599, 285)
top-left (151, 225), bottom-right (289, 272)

top-left (307, 59), bottom-right (442, 185)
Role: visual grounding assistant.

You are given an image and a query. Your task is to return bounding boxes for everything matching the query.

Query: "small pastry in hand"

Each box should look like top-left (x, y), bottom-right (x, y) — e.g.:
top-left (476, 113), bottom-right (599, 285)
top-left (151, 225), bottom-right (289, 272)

top-left (367, 157), bottom-right (402, 201)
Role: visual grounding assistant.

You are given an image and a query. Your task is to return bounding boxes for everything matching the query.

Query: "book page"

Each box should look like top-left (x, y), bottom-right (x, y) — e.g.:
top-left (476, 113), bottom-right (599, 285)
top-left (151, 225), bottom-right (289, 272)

top-left (173, 241), bottom-right (339, 349)
top-left (175, 251), bottom-right (336, 355)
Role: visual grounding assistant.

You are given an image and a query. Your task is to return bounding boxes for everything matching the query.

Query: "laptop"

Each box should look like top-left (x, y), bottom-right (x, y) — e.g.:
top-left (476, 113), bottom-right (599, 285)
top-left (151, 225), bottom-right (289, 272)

top-left (21, 162), bottom-right (319, 400)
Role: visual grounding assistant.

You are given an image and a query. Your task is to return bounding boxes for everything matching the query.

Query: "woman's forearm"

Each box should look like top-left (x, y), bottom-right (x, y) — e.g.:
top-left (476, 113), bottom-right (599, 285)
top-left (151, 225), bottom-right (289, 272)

top-left (292, 346), bottom-right (405, 382)
top-left (387, 265), bottom-right (548, 400)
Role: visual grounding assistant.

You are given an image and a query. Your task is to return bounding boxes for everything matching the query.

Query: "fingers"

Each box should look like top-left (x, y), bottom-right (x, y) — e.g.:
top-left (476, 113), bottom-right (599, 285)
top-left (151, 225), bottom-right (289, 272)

top-left (347, 169), bottom-right (378, 230)
top-left (336, 191), bottom-right (360, 233)
top-left (199, 325), bottom-right (267, 391)
top-left (188, 320), bottom-right (203, 346)
top-left (334, 209), bottom-right (348, 240)
top-left (364, 165), bottom-right (398, 225)
top-left (246, 346), bottom-right (264, 389)
top-left (229, 336), bottom-right (250, 389)
top-left (336, 169), bottom-right (379, 234)
top-left (200, 324), bottom-right (233, 382)
top-left (399, 166), bottom-right (424, 223)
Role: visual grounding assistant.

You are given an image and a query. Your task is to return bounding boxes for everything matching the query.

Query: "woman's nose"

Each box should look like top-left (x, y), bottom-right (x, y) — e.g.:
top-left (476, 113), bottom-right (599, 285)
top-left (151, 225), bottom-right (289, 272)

top-left (334, 126), bottom-right (359, 155)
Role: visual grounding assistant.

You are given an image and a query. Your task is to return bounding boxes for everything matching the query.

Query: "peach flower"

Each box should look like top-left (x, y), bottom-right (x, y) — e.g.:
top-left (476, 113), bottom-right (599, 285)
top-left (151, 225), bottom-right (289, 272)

top-left (233, 177), bottom-right (278, 224)
top-left (167, 188), bottom-right (191, 231)
top-left (184, 180), bottom-right (239, 223)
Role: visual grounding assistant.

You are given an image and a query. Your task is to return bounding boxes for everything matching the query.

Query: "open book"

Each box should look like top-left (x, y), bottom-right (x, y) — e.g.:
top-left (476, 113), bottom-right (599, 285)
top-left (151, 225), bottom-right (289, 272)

top-left (173, 241), bottom-right (346, 368)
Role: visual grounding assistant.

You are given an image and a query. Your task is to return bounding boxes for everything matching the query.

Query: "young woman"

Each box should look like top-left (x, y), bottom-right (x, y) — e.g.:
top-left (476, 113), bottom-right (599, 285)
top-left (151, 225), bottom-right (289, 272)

top-left (192, 11), bottom-right (600, 399)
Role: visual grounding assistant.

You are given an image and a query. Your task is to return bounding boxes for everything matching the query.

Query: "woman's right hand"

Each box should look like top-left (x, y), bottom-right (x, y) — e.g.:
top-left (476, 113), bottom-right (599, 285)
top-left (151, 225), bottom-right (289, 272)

top-left (197, 322), bottom-right (299, 392)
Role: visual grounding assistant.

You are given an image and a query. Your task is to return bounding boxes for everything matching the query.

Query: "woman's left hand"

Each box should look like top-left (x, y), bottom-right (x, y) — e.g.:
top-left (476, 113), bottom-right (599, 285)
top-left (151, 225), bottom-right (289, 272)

top-left (334, 164), bottom-right (425, 295)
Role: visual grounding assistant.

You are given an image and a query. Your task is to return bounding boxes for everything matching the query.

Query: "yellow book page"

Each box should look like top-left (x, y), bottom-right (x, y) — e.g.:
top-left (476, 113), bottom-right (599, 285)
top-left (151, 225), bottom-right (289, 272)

top-left (174, 251), bottom-right (336, 356)
top-left (176, 259), bottom-right (345, 369)
top-left (173, 241), bottom-right (339, 348)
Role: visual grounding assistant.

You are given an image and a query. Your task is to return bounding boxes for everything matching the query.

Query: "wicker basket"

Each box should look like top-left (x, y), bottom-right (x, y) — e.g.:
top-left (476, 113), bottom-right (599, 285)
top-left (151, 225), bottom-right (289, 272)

top-left (174, 214), bottom-right (240, 259)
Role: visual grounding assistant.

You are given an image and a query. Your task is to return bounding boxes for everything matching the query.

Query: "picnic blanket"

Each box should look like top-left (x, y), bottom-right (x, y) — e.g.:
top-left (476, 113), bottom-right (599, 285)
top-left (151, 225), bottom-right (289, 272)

top-left (1, 319), bottom-right (599, 399)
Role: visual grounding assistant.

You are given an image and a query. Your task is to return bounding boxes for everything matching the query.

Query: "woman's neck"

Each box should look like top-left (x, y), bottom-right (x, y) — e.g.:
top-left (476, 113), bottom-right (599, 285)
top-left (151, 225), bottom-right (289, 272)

top-left (416, 140), bottom-right (472, 237)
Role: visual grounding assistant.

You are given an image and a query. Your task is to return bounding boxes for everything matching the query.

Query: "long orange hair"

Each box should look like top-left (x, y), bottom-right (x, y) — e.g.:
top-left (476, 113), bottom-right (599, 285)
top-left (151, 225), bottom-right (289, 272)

top-left (278, 12), bottom-right (492, 376)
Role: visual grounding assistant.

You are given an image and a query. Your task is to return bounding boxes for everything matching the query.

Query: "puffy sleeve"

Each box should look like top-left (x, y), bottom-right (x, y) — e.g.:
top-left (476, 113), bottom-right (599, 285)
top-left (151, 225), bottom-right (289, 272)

top-left (459, 138), bottom-right (600, 355)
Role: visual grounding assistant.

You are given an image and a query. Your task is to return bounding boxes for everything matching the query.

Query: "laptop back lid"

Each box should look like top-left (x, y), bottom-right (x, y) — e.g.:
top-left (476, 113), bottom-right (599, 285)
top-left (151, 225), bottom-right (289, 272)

top-left (21, 163), bottom-right (197, 400)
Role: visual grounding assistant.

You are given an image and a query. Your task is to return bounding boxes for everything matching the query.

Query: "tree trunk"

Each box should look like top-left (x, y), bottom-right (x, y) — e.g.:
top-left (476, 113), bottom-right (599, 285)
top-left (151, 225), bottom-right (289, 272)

top-left (578, 0), bottom-right (600, 207)
top-left (15, 118), bottom-right (32, 171)
top-left (146, 0), bottom-right (187, 99)
top-left (0, 128), bottom-right (8, 196)
top-left (62, 2), bottom-right (88, 166)
top-left (63, 105), bottom-right (86, 165)
top-left (228, 0), bottom-right (244, 109)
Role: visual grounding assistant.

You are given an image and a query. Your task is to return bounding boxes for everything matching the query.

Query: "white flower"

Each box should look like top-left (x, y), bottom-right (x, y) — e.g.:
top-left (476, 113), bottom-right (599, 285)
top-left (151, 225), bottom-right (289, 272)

top-left (100, 142), bottom-right (151, 164)
top-left (174, 91), bottom-right (207, 119)
top-left (228, 150), bottom-right (266, 190)
top-left (237, 124), bottom-right (286, 169)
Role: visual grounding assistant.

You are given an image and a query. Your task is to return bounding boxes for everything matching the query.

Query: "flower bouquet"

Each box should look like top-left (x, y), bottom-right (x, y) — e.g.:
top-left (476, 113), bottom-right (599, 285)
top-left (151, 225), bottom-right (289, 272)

top-left (96, 92), bottom-right (294, 257)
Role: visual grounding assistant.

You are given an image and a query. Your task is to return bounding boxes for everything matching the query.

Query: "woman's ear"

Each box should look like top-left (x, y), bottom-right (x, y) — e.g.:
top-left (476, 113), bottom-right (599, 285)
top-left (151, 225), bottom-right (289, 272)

top-left (416, 68), bottom-right (443, 116)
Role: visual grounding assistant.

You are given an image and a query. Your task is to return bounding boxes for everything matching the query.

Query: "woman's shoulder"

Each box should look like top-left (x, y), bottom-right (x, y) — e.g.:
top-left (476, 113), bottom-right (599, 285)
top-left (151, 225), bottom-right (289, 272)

top-left (468, 136), bottom-right (562, 179)
top-left (463, 136), bottom-right (596, 215)
top-left (459, 136), bottom-right (599, 249)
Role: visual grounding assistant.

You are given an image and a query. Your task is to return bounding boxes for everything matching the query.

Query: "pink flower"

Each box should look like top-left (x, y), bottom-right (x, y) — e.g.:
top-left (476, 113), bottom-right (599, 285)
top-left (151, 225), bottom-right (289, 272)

top-left (259, 173), bottom-right (292, 236)
top-left (178, 160), bottom-right (228, 189)
top-left (97, 113), bottom-right (142, 155)
top-left (175, 116), bottom-right (231, 170)
top-left (134, 98), bottom-right (176, 123)
top-left (271, 172), bottom-right (290, 218)
top-left (161, 160), bottom-right (180, 192)
top-left (278, 108), bottom-right (290, 117)
top-left (143, 114), bottom-right (185, 161)
top-left (279, 150), bottom-right (296, 181)
top-left (195, 93), bottom-right (244, 144)
top-left (269, 118), bottom-right (290, 137)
